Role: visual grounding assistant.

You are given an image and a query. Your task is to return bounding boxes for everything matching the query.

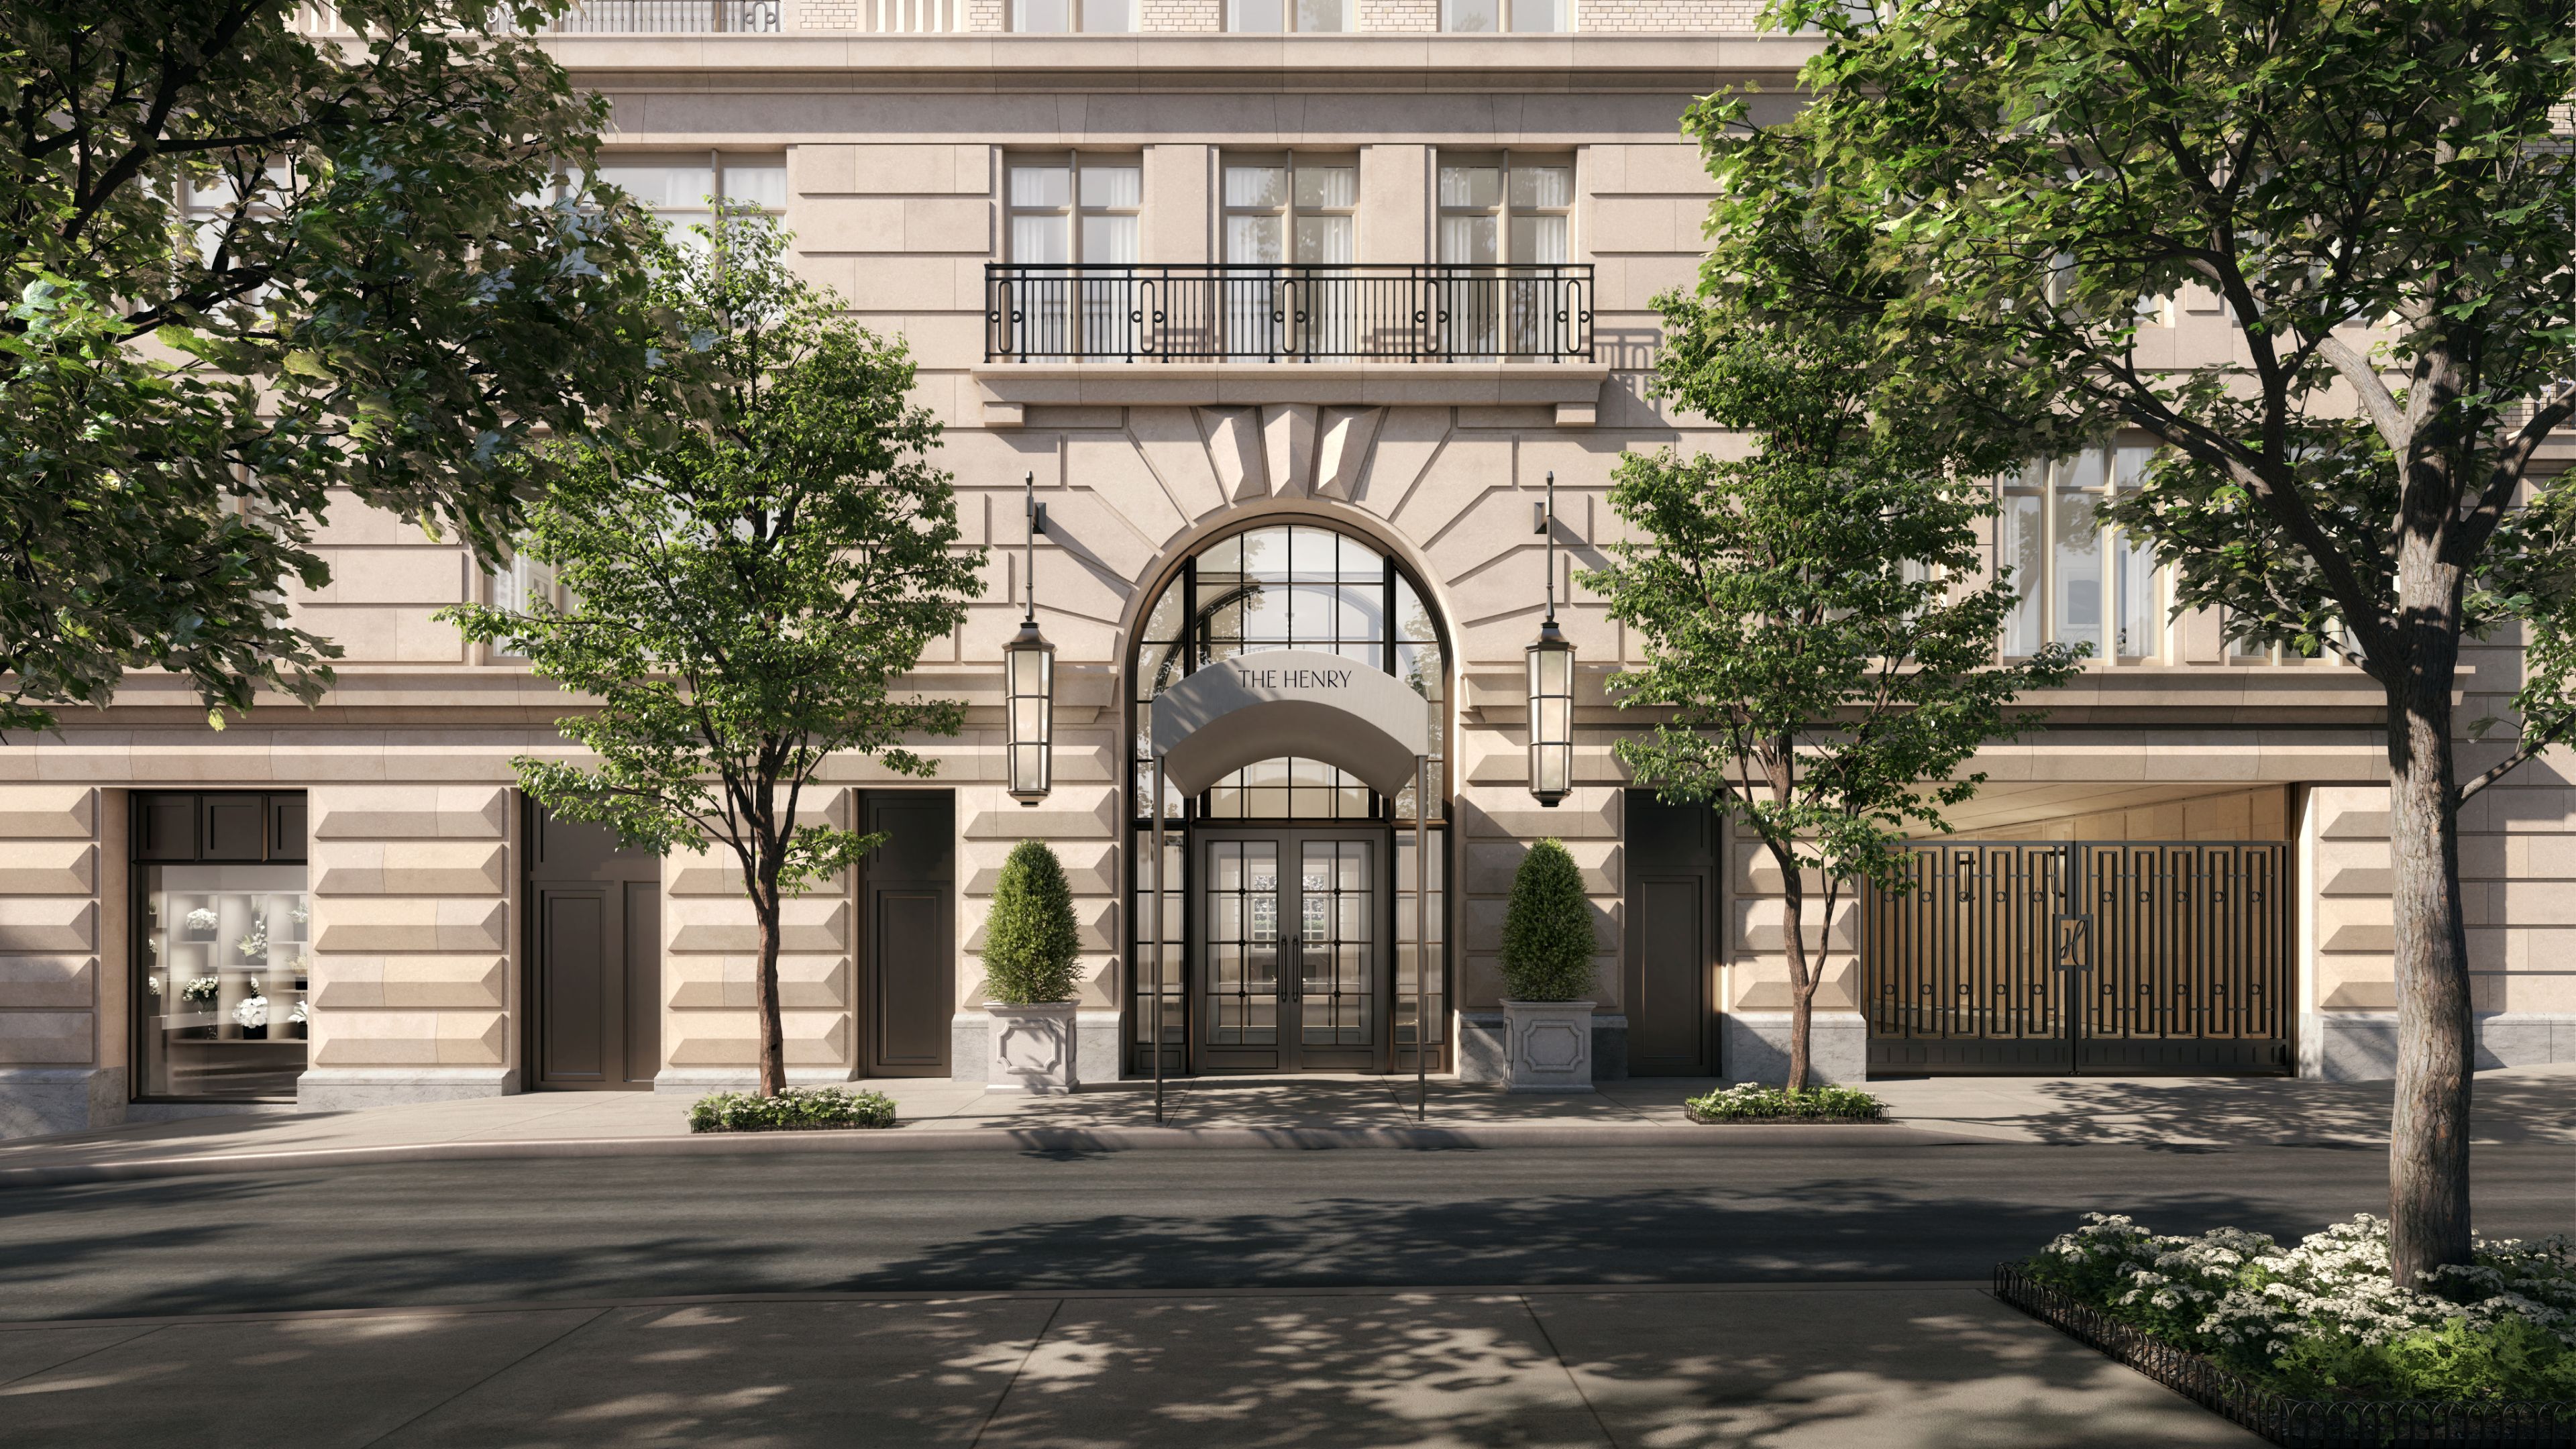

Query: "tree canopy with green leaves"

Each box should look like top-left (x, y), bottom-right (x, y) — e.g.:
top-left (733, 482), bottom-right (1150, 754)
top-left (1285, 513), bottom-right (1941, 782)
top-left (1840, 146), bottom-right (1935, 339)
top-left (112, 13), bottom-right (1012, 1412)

top-left (1583, 306), bottom-right (2082, 1090)
top-left (0, 1), bottom-right (665, 733)
top-left (1690, 0), bottom-right (2574, 1280)
top-left (441, 212), bottom-right (983, 1098)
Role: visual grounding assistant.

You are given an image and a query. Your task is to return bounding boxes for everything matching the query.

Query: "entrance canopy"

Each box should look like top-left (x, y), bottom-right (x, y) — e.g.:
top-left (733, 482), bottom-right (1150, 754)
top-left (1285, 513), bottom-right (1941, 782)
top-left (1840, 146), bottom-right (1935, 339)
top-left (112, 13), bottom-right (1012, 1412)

top-left (1150, 648), bottom-right (1432, 797)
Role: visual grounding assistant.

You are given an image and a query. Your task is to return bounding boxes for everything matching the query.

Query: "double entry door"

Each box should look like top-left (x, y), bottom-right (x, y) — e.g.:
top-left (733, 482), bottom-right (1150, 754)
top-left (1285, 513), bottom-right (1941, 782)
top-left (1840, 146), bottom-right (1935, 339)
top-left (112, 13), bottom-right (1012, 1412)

top-left (1194, 828), bottom-right (1385, 1073)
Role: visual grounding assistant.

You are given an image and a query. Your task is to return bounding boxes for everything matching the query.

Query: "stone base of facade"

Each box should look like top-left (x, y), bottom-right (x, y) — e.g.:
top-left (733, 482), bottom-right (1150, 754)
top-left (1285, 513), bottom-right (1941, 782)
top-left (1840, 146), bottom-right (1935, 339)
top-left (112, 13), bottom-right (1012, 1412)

top-left (0, 1067), bottom-right (125, 1140)
top-left (297, 1067), bottom-right (517, 1112)
top-left (1590, 1014), bottom-right (1628, 1081)
top-left (1456, 1012), bottom-right (1505, 1085)
top-left (1075, 1010), bottom-right (1122, 1087)
top-left (2303, 1012), bottom-right (2576, 1082)
top-left (1724, 1011), bottom-right (1868, 1086)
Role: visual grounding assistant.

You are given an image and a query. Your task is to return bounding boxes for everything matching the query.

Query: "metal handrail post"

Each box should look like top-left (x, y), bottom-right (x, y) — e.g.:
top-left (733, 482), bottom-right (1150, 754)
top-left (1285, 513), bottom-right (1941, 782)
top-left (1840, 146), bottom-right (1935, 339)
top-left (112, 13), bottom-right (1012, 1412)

top-left (1151, 755), bottom-right (1167, 1124)
top-left (1416, 753), bottom-right (1430, 1122)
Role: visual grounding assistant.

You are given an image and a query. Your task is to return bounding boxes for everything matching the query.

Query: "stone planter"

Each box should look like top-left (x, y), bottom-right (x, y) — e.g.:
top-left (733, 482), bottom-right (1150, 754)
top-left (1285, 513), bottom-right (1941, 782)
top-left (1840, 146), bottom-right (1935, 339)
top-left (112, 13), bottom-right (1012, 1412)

top-left (986, 1001), bottom-right (1079, 1094)
top-left (1502, 999), bottom-right (1595, 1093)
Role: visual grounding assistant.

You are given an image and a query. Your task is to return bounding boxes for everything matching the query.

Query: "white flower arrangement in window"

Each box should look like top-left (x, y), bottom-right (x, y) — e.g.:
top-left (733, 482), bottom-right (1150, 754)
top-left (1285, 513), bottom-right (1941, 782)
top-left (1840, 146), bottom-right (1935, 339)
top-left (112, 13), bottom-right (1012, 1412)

top-left (236, 921), bottom-right (268, 961)
top-left (233, 979), bottom-right (268, 1031)
top-left (185, 907), bottom-right (219, 933)
top-left (180, 976), bottom-right (219, 1004)
top-left (288, 997), bottom-right (309, 1026)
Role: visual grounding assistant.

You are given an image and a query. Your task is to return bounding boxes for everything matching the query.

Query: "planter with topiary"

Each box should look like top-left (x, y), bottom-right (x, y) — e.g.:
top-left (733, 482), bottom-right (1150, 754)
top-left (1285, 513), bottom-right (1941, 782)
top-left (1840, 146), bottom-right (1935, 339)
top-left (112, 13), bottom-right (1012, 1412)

top-left (982, 839), bottom-right (1083, 1093)
top-left (1499, 838), bottom-right (1598, 1093)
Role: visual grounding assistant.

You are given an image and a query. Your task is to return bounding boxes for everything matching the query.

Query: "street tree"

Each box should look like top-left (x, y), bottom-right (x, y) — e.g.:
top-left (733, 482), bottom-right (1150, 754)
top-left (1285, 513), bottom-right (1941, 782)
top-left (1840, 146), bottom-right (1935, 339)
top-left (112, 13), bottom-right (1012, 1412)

top-left (0, 0), bottom-right (665, 732)
top-left (441, 213), bottom-right (983, 1098)
top-left (1688, 0), bottom-right (2575, 1282)
top-left (1583, 308), bottom-right (2083, 1091)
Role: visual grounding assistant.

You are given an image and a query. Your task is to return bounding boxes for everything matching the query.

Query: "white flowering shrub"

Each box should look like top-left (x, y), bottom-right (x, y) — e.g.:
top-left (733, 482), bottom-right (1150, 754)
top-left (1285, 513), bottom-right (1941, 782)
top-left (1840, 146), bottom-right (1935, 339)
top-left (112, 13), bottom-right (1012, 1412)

top-left (2025, 1213), bottom-right (2576, 1403)
top-left (688, 1085), bottom-right (897, 1134)
top-left (1686, 1082), bottom-right (1886, 1122)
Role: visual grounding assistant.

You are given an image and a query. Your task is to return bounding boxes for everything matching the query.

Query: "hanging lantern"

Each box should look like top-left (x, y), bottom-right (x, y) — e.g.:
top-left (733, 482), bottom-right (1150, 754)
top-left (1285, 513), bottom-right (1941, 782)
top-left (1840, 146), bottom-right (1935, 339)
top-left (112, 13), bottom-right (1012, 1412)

top-left (1527, 470), bottom-right (1574, 807)
top-left (1006, 472), bottom-right (1055, 804)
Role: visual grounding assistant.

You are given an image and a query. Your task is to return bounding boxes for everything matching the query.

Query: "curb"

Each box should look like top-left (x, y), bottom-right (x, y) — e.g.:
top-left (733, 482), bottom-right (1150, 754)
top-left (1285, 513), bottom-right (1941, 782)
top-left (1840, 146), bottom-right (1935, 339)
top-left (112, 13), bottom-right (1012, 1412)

top-left (0, 1121), bottom-right (1986, 1189)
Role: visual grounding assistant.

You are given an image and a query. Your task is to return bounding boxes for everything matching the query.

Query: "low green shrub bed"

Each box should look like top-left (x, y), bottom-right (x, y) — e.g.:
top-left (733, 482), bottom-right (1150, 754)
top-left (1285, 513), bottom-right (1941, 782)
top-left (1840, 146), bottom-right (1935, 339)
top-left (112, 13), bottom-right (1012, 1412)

top-left (2019, 1213), bottom-right (2576, 1404)
top-left (688, 1085), bottom-right (898, 1134)
top-left (1684, 1082), bottom-right (1888, 1122)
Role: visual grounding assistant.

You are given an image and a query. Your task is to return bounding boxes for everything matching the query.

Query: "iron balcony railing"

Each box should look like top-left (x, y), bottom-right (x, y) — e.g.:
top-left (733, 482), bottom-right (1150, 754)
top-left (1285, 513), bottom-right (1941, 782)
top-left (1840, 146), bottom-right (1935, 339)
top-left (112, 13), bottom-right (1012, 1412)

top-left (983, 263), bottom-right (1595, 364)
top-left (541, 1), bottom-right (780, 31)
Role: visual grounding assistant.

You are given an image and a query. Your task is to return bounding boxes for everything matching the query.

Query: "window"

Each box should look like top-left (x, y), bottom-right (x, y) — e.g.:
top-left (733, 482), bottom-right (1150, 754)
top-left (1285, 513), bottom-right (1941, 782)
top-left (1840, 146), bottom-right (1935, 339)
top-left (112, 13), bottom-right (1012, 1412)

top-left (1228, 0), bottom-right (1350, 28)
top-left (1007, 154), bottom-right (1141, 358)
top-left (482, 551), bottom-right (566, 664)
top-left (590, 153), bottom-right (786, 256)
top-left (1436, 152), bottom-right (1574, 357)
top-left (2000, 445), bottom-right (2163, 661)
top-left (1221, 154), bottom-right (1357, 356)
top-left (181, 160), bottom-right (295, 309)
top-left (133, 793), bottom-right (309, 1102)
top-left (1442, 0), bottom-right (1564, 30)
top-left (1012, 0), bottom-right (1130, 28)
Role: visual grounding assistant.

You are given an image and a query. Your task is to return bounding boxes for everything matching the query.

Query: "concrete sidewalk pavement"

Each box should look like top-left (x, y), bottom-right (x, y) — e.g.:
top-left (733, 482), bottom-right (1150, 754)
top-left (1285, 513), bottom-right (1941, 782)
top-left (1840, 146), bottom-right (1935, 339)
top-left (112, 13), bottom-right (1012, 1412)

top-left (0, 1283), bottom-right (2263, 1448)
top-left (0, 1065), bottom-right (2567, 1186)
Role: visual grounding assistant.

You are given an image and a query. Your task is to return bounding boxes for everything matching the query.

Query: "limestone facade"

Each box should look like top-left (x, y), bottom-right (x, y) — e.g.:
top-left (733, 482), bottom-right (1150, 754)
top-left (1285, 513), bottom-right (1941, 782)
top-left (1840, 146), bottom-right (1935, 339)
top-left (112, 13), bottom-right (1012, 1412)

top-left (0, 24), bottom-right (2566, 1135)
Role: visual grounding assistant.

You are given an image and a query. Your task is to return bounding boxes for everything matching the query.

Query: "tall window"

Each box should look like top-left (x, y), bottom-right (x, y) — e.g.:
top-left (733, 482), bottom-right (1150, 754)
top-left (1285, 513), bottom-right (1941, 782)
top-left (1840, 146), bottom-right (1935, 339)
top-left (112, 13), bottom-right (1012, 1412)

top-left (1007, 153), bottom-right (1140, 358)
top-left (1221, 154), bottom-right (1356, 356)
top-left (590, 153), bottom-right (786, 255)
top-left (1228, 0), bottom-right (1350, 28)
top-left (1129, 523), bottom-right (1449, 1069)
top-left (1014, 0), bottom-right (1130, 28)
top-left (1442, 0), bottom-right (1564, 29)
top-left (1436, 152), bottom-right (1573, 358)
top-left (2000, 445), bottom-right (2163, 661)
top-left (481, 552), bottom-right (566, 665)
top-left (133, 793), bottom-right (309, 1102)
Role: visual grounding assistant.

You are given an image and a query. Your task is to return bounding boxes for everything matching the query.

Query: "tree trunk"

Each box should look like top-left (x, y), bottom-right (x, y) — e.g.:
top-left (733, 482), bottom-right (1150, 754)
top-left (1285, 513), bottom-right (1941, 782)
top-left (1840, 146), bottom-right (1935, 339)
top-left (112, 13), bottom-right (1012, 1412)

top-left (1777, 843), bottom-right (1813, 1093)
top-left (2385, 548), bottom-right (2475, 1289)
top-left (753, 873), bottom-right (788, 1099)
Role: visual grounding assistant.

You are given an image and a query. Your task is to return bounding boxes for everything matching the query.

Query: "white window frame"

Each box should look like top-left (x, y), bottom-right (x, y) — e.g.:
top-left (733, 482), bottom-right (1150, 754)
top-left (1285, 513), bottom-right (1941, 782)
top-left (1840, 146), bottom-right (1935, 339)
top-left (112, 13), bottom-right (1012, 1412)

top-left (1998, 443), bottom-right (2167, 665)
top-left (1010, 0), bottom-right (1132, 30)
top-left (1225, 0), bottom-right (1354, 30)
top-left (1439, 0), bottom-right (1568, 32)
top-left (583, 151), bottom-right (787, 252)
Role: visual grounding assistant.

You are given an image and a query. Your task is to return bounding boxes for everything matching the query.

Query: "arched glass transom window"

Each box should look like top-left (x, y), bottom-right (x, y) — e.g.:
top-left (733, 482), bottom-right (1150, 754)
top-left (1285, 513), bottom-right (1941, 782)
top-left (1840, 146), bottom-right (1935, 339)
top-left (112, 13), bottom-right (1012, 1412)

top-left (1130, 522), bottom-right (1447, 823)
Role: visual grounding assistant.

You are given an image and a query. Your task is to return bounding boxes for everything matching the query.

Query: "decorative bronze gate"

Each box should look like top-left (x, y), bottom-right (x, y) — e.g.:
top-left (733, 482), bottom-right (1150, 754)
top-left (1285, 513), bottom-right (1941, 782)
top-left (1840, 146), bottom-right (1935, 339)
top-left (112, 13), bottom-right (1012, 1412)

top-left (1864, 842), bottom-right (2289, 1075)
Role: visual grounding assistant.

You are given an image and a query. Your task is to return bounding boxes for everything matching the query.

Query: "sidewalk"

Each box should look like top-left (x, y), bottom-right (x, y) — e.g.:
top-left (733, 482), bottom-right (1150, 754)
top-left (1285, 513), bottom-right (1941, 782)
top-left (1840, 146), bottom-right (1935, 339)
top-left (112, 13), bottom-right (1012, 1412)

top-left (0, 1065), bottom-right (2567, 1186)
top-left (0, 1283), bottom-right (2263, 1448)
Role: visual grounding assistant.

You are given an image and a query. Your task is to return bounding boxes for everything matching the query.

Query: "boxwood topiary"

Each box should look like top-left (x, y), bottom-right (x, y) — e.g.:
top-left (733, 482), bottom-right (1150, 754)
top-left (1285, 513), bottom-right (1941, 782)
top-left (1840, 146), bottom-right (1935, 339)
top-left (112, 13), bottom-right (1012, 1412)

top-left (982, 839), bottom-right (1081, 1005)
top-left (1500, 838), bottom-right (1597, 1002)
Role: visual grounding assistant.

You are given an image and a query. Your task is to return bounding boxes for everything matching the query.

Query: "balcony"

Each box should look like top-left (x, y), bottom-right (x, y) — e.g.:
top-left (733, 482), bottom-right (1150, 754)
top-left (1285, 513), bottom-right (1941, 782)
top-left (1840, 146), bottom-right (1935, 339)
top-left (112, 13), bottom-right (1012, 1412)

top-left (983, 263), bottom-right (1595, 364)
top-left (541, 1), bottom-right (780, 31)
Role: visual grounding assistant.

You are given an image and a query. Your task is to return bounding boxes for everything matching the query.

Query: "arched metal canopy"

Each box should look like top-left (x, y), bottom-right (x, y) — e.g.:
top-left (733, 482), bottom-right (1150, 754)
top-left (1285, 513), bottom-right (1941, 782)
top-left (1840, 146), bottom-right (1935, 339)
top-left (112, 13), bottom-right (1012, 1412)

top-left (1149, 648), bottom-right (1432, 796)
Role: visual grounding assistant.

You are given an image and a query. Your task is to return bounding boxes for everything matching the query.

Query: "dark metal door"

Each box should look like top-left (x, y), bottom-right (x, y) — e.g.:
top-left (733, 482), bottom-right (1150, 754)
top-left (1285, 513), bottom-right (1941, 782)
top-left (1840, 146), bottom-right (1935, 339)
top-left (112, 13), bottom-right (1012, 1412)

top-left (859, 790), bottom-right (955, 1077)
top-left (1624, 790), bottom-right (1716, 1075)
top-left (1864, 841), bottom-right (2288, 1076)
top-left (525, 804), bottom-right (662, 1091)
top-left (1194, 828), bottom-right (1385, 1073)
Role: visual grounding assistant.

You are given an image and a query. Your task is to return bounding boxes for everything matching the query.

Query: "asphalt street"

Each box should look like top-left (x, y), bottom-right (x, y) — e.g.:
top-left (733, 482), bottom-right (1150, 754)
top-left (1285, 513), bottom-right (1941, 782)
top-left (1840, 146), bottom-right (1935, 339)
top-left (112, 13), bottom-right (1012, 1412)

top-left (0, 1140), bottom-right (2565, 1322)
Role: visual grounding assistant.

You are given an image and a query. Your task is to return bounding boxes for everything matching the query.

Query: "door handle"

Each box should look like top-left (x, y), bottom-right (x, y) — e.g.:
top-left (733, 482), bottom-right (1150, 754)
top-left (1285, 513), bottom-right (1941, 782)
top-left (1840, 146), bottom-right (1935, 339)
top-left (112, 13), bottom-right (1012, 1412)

top-left (2052, 914), bottom-right (2093, 973)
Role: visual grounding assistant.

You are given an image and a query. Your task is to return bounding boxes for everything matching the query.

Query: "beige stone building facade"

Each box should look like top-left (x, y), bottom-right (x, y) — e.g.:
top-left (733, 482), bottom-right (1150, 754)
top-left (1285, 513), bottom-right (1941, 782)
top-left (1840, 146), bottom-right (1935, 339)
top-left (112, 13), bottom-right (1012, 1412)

top-left (0, 4), bottom-right (2567, 1136)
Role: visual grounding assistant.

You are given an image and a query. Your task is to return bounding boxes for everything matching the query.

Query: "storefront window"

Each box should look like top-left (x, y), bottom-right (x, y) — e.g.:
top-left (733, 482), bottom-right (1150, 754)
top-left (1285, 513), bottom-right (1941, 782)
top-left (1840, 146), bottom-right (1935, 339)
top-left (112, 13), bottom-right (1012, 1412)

top-left (133, 793), bottom-right (309, 1100)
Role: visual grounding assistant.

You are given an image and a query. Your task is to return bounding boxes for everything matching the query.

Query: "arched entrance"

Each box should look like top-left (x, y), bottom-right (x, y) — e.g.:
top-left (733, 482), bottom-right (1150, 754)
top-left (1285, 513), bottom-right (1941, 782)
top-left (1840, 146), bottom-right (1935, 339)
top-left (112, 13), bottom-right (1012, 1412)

top-left (1126, 519), bottom-right (1450, 1075)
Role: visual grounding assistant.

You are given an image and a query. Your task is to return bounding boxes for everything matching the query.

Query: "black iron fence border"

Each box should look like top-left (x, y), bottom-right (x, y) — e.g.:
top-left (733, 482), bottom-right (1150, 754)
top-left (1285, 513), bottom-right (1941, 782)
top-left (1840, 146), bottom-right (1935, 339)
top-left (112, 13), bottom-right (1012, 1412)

top-left (1993, 1264), bottom-right (2576, 1448)
top-left (983, 262), bottom-right (1595, 364)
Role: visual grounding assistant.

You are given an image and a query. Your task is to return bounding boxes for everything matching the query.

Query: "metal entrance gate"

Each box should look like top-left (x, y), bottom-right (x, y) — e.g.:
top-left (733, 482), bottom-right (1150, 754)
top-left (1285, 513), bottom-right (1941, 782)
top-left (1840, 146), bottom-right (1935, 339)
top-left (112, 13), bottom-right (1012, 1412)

top-left (1864, 842), bottom-right (2290, 1075)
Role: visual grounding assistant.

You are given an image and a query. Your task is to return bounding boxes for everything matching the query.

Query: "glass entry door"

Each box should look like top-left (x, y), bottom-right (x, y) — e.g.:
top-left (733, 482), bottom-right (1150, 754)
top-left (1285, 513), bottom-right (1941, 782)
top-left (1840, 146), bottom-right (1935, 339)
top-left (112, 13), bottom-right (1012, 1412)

top-left (1196, 828), bottom-right (1384, 1072)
